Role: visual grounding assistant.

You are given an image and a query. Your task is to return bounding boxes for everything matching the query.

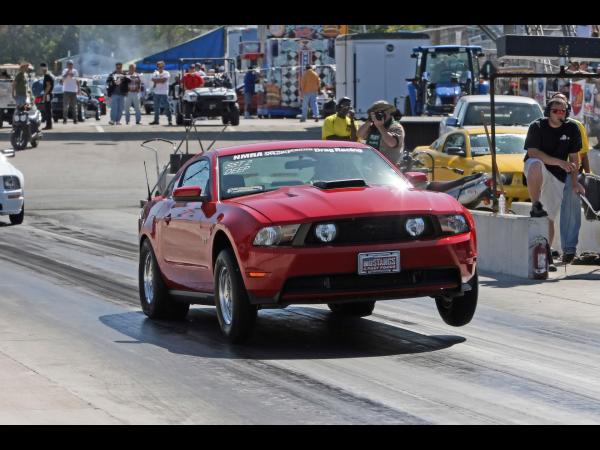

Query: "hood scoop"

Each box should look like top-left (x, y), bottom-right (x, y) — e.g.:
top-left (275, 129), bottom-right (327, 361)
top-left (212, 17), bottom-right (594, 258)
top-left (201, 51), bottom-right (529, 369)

top-left (312, 179), bottom-right (367, 190)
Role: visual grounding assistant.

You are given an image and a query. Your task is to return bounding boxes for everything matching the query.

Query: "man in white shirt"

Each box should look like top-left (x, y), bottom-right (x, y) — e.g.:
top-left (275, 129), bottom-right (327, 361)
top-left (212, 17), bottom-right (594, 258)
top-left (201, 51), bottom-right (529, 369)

top-left (149, 61), bottom-right (172, 126)
top-left (61, 60), bottom-right (80, 124)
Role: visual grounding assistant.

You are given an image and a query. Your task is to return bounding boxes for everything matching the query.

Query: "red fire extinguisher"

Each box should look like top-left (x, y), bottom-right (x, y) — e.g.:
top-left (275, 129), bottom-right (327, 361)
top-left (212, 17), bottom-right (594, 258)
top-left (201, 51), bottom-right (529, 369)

top-left (531, 237), bottom-right (549, 280)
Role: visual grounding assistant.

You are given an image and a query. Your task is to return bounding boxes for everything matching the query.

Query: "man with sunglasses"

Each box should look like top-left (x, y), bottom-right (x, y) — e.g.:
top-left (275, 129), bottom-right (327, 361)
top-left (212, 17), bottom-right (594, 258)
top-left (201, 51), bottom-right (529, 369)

top-left (524, 96), bottom-right (584, 271)
top-left (357, 100), bottom-right (405, 164)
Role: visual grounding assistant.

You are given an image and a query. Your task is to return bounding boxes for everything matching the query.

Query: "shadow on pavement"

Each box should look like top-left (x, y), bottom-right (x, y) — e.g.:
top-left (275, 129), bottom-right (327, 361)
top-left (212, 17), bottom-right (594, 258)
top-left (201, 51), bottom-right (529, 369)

top-left (100, 307), bottom-right (465, 360)
top-left (480, 266), bottom-right (600, 288)
top-left (0, 129), bottom-right (322, 143)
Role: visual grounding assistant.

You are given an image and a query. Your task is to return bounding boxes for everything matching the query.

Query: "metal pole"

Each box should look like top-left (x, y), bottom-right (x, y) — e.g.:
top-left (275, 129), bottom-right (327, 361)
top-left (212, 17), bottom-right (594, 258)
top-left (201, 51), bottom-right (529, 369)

top-left (490, 73), bottom-right (497, 210)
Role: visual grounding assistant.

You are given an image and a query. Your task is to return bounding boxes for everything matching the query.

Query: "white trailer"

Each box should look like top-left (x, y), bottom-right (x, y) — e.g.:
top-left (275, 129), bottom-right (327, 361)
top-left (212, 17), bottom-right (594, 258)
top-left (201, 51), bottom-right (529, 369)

top-left (335, 32), bottom-right (430, 118)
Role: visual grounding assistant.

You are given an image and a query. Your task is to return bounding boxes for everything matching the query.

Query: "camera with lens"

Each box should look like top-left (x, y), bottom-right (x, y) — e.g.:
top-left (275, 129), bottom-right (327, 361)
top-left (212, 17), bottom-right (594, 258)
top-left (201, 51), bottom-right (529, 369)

top-left (374, 111), bottom-right (385, 121)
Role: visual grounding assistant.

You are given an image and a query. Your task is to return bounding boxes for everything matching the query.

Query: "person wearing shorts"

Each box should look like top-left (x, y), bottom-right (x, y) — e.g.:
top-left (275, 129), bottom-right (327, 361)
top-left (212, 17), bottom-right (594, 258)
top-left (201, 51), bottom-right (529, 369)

top-left (523, 96), bottom-right (584, 270)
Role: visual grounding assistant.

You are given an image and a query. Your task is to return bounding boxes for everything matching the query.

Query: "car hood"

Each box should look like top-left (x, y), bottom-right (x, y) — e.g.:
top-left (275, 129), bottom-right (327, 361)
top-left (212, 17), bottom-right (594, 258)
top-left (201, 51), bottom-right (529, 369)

top-left (473, 154), bottom-right (525, 172)
top-left (0, 156), bottom-right (23, 180)
top-left (228, 185), bottom-right (462, 223)
top-left (193, 87), bottom-right (233, 96)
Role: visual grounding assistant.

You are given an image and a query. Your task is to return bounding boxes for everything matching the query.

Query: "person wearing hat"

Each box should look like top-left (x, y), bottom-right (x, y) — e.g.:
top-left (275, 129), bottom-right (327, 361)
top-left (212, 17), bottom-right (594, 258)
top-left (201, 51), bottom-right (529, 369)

top-left (12, 62), bottom-right (31, 106)
top-left (523, 95), bottom-right (585, 271)
top-left (321, 96), bottom-right (357, 141)
top-left (61, 60), bottom-right (80, 124)
top-left (357, 100), bottom-right (405, 164)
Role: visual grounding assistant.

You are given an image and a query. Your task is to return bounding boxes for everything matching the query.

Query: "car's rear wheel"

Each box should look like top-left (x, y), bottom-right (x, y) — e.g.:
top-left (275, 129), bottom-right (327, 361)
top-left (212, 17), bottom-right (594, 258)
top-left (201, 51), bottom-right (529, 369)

top-left (9, 203), bottom-right (24, 225)
top-left (435, 270), bottom-right (478, 326)
top-left (328, 301), bottom-right (375, 317)
top-left (214, 249), bottom-right (257, 343)
top-left (139, 240), bottom-right (190, 320)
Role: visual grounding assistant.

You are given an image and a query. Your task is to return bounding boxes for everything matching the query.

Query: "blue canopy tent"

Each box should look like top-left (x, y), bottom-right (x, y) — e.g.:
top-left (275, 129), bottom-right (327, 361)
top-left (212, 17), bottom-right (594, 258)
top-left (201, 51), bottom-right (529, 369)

top-left (135, 27), bottom-right (226, 72)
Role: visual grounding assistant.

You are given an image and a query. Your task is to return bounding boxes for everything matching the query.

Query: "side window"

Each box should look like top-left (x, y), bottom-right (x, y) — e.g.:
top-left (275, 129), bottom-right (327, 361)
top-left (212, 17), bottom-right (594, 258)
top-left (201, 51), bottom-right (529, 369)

top-left (454, 99), bottom-right (465, 118)
top-left (443, 133), bottom-right (466, 153)
top-left (180, 159), bottom-right (210, 194)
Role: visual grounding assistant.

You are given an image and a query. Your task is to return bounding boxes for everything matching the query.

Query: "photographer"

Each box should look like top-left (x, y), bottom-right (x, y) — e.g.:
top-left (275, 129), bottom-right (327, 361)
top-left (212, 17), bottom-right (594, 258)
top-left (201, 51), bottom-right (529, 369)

top-left (321, 96), bottom-right (358, 141)
top-left (357, 100), bottom-right (405, 164)
top-left (106, 62), bottom-right (128, 125)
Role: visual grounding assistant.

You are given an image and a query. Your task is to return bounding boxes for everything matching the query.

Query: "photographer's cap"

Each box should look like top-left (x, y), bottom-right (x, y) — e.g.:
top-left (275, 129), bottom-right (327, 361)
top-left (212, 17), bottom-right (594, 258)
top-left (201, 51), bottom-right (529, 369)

top-left (367, 100), bottom-right (396, 114)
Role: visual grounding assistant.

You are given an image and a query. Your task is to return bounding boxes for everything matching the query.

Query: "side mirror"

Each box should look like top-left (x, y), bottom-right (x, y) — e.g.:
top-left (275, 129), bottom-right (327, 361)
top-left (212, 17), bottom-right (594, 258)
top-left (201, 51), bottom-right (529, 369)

top-left (173, 185), bottom-right (204, 201)
top-left (1, 148), bottom-right (15, 158)
top-left (446, 147), bottom-right (466, 157)
top-left (404, 171), bottom-right (428, 187)
top-left (446, 117), bottom-right (459, 127)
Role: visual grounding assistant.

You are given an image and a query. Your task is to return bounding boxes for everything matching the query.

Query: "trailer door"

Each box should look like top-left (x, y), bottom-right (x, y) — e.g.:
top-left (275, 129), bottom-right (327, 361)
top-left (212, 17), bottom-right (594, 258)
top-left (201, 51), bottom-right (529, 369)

top-left (355, 43), bottom-right (386, 118)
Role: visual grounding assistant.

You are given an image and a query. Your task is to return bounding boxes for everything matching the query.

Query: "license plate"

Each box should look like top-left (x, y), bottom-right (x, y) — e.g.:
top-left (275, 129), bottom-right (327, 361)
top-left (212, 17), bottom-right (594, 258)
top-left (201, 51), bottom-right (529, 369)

top-left (358, 251), bottom-right (400, 275)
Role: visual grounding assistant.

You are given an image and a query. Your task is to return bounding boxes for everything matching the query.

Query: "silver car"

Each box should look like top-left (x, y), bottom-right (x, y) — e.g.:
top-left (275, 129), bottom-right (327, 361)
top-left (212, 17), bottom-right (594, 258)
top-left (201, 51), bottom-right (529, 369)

top-left (0, 149), bottom-right (24, 225)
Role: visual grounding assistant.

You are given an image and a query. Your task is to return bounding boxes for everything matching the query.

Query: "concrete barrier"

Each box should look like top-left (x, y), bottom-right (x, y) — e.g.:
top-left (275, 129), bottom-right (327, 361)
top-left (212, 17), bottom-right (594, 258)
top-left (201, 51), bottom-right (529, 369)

top-left (512, 202), bottom-right (600, 253)
top-left (470, 210), bottom-right (549, 278)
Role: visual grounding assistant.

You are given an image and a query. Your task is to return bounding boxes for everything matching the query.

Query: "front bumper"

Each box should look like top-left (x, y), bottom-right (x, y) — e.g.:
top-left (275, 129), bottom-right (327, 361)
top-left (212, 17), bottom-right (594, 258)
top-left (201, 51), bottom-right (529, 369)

top-left (0, 189), bottom-right (24, 215)
top-left (241, 233), bottom-right (476, 306)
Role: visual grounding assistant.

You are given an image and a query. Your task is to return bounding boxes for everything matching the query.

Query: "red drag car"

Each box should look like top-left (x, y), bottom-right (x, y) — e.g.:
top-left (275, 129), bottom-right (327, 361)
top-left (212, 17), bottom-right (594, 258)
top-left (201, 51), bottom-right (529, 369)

top-left (138, 140), bottom-right (478, 343)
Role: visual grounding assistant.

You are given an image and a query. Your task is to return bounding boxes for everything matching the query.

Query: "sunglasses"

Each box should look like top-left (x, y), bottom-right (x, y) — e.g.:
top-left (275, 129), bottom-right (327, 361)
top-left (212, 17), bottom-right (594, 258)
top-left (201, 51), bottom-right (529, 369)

top-left (551, 109), bottom-right (566, 114)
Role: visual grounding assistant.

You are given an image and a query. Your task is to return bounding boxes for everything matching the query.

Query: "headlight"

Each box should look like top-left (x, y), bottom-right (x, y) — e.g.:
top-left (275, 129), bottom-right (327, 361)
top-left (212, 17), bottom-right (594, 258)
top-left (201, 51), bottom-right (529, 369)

top-left (314, 223), bottom-right (337, 243)
top-left (438, 214), bottom-right (469, 235)
top-left (253, 224), bottom-right (300, 246)
top-left (227, 94), bottom-right (235, 100)
top-left (405, 217), bottom-right (426, 237)
top-left (435, 97), bottom-right (442, 106)
top-left (3, 176), bottom-right (21, 190)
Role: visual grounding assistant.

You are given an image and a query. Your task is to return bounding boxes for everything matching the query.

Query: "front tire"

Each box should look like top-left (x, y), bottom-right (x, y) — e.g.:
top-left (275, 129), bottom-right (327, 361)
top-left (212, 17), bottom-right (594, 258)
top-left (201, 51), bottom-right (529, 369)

top-left (10, 127), bottom-right (29, 150)
top-left (328, 301), bottom-right (375, 317)
top-left (435, 271), bottom-right (478, 326)
top-left (9, 204), bottom-right (24, 225)
top-left (214, 249), bottom-right (257, 343)
top-left (139, 240), bottom-right (190, 320)
top-left (229, 105), bottom-right (240, 126)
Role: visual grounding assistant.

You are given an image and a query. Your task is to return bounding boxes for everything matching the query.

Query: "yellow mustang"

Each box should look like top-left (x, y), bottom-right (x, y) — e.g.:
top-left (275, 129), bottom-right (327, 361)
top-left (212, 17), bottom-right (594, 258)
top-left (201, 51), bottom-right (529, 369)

top-left (413, 127), bottom-right (530, 203)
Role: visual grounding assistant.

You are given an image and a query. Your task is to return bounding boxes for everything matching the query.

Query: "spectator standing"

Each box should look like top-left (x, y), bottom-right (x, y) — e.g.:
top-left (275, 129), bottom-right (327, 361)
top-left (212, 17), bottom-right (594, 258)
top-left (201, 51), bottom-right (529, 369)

top-left (149, 61), bottom-right (172, 126)
top-left (357, 100), bottom-right (405, 164)
top-left (243, 66), bottom-right (258, 119)
top-left (12, 63), bottom-right (30, 106)
top-left (181, 64), bottom-right (204, 122)
top-left (106, 62), bottom-right (127, 125)
top-left (321, 97), bottom-right (358, 141)
top-left (300, 65), bottom-right (320, 122)
top-left (124, 64), bottom-right (142, 125)
top-left (40, 63), bottom-right (54, 130)
top-left (523, 97), bottom-right (584, 271)
top-left (61, 60), bottom-right (80, 124)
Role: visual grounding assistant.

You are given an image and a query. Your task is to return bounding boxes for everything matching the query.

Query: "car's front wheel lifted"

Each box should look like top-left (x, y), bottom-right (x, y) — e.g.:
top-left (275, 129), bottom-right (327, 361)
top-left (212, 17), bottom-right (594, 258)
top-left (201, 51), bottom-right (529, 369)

top-left (435, 270), bottom-right (478, 326)
top-left (328, 301), bottom-right (375, 317)
top-left (214, 249), bottom-right (257, 343)
top-left (139, 240), bottom-right (189, 320)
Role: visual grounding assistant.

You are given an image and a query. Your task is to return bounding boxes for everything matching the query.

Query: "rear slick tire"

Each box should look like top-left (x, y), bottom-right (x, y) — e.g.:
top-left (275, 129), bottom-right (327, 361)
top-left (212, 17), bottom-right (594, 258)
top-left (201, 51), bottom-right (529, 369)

top-left (435, 271), bottom-right (478, 327)
top-left (139, 240), bottom-right (189, 320)
top-left (214, 249), bottom-right (257, 343)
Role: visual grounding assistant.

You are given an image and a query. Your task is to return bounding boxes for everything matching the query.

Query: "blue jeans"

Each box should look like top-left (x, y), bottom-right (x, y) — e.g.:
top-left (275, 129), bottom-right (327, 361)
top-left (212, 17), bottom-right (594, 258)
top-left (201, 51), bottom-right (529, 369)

top-left (124, 92), bottom-right (141, 124)
top-left (14, 95), bottom-right (27, 105)
top-left (560, 180), bottom-right (581, 254)
top-left (153, 94), bottom-right (172, 123)
top-left (110, 94), bottom-right (125, 123)
top-left (301, 92), bottom-right (319, 120)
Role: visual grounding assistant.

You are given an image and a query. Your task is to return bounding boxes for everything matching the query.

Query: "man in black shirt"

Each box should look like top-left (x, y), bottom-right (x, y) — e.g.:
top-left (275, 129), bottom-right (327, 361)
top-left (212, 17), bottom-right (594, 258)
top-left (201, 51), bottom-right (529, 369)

top-left (40, 63), bottom-right (54, 130)
top-left (524, 96), bottom-right (585, 269)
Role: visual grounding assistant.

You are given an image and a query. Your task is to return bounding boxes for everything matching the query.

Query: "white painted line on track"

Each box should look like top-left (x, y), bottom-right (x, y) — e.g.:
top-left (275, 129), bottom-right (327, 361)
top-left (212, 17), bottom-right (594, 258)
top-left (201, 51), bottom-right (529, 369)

top-left (95, 125), bottom-right (105, 133)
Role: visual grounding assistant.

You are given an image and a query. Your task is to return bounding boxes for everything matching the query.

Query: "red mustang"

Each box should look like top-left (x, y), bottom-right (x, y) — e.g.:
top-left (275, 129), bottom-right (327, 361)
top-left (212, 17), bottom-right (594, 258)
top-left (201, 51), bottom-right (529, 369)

top-left (138, 140), bottom-right (478, 343)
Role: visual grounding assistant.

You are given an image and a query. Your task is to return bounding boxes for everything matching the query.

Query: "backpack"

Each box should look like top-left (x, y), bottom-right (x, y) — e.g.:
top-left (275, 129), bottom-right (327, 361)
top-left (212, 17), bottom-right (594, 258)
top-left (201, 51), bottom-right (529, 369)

top-left (31, 79), bottom-right (44, 97)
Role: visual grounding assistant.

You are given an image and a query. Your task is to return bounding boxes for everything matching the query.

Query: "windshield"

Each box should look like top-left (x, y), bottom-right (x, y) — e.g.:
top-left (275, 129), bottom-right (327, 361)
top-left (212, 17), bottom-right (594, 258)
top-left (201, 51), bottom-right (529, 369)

top-left (463, 103), bottom-right (543, 126)
top-left (88, 85), bottom-right (103, 95)
top-left (426, 51), bottom-right (471, 84)
top-left (469, 134), bottom-right (526, 156)
top-left (218, 147), bottom-right (405, 199)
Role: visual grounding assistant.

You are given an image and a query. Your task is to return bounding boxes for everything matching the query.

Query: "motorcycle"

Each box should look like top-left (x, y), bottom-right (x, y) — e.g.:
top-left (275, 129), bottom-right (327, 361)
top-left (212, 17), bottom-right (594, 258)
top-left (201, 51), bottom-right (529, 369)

top-left (399, 151), bottom-right (495, 209)
top-left (11, 103), bottom-right (42, 150)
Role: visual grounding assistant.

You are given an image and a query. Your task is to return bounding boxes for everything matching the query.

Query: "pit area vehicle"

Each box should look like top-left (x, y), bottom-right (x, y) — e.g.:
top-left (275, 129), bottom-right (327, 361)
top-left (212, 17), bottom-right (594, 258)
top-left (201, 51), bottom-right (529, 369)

top-left (0, 148), bottom-right (24, 224)
top-left (406, 46), bottom-right (489, 116)
top-left (413, 127), bottom-right (531, 204)
top-left (174, 58), bottom-right (240, 126)
top-left (51, 84), bottom-right (97, 122)
top-left (138, 140), bottom-right (479, 343)
top-left (438, 95), bottom-right (543, 136)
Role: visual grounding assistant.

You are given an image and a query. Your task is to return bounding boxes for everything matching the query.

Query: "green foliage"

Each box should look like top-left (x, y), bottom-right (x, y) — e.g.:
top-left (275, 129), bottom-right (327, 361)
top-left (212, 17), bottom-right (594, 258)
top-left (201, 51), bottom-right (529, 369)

top-left (0, 25), bottom-right (216, 67)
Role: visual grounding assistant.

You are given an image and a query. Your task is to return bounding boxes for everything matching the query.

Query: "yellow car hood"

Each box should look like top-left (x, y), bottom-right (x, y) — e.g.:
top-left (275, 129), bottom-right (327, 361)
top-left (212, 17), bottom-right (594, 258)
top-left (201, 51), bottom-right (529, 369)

top-left (473, 154), bottom-right (525, 172)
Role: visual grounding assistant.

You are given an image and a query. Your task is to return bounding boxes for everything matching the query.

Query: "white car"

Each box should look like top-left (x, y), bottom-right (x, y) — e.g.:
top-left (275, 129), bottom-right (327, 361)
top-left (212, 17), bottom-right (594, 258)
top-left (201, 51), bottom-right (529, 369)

top-left (439, 95), bottom-right (544, 136)
top-left (0, 149), bottom-right (24, 225)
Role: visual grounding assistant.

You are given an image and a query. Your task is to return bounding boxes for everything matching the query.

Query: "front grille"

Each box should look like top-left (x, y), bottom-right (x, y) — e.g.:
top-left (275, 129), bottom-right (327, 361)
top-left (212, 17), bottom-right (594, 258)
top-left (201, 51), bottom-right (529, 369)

top-left (303, 215), bottom-right (437, 245)
top-left (282, 268), bottom-right (460, 295)
top-left (199, 96), bottom-right (226, 102)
